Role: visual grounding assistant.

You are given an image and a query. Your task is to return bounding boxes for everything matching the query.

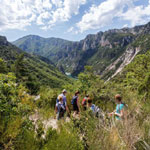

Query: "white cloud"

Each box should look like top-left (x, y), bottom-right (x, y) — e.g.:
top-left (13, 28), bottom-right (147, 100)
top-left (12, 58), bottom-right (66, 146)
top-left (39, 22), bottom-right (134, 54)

top-left (76, 0), bottom-right (150, 32)
top-left (67, 27), bottom-right (74, 33)
top-left (37, 12), bottom-right (51, 25)
top-left (49, 0), bottom-right (87, 26)
top-left (123, 24), bottom-right (128, 28)
top-left (1, 0), bottom-right (149, 32)
top-left (0, 0), bottom-right (52, 30)
top-left (51, 0), bottom-right (63, 7)
top-left (121, 4), bottom-right (150, 27)
top-left (42, 0), bottom-right (52, 10)
top-left (0, 0), bottom-right (87, 31)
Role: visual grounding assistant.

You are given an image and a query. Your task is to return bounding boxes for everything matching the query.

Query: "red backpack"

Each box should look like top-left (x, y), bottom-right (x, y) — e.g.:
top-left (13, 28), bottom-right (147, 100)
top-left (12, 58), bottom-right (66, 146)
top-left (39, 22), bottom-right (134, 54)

top-left (82, 97), bottom-right (87, 106)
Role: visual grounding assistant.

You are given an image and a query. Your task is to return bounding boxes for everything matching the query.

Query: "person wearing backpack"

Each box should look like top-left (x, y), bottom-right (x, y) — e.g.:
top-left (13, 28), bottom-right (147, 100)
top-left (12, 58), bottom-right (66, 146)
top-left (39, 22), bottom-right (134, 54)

top-left (87, 99), bottom-right (96, 113)
top-left (82, 94), bottom-right (89, 110)
top-left (87, 99), bottom-right (104, 120)
top-left (71, 91), bottom-right (80, 116)
top-left (56, 89), bottom-right (69, 114)
top-left (109, 94), bottom-right (125, 120)
top-left (55, 95), bottom-right (66, 120)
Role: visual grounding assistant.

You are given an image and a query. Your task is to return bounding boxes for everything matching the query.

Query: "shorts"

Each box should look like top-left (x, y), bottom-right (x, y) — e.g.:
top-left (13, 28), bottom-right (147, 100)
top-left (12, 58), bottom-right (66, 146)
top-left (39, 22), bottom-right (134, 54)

top-left (83, 106), bottom-right (87, 111)
top-left (73, 104), bottom-right (79, 112)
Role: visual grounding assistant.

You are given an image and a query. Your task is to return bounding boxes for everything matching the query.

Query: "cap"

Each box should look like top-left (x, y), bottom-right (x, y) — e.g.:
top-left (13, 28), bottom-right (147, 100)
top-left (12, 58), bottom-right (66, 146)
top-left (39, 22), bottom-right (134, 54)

top-left (62, 89), bottom-right (67, 93)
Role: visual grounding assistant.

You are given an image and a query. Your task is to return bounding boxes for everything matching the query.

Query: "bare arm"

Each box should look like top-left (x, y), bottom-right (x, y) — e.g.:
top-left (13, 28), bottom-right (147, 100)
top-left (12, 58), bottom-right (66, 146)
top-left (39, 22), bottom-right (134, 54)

top-left (66, 105), bottom-right (69, 113)
top-left (64, 98), bottom-right (70, 113)
top-left (115, 109), bottom-right (124, 117)
top-left (77, 98), bottom-right (80, 112)
top-left (109, 110), bottom-right (116, 116)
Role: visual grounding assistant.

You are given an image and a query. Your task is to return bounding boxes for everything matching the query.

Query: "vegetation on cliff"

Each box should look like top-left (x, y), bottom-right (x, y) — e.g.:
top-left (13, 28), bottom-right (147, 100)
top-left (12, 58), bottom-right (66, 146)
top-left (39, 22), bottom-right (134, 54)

top-left (1, 50), bottom-right (150, 150)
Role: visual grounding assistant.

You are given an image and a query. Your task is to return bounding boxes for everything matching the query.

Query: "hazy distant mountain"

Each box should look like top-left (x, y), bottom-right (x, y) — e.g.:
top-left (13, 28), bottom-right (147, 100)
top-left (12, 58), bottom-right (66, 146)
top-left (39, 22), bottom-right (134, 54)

top-left (13, 22), bottom-right (150, 79)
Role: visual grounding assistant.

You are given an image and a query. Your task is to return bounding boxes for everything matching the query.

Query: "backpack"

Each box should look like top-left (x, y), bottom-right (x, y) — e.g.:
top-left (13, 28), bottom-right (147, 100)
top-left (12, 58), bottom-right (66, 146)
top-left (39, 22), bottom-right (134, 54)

top-left (56, 98), bottom-right (66, 110)
top-left (94, 106), bottom-right (104, 118)
top-left (90, 104), bottom-right (96, 112)
top-left (56, 98), bottom-right (59, 103)
top-left (57, 102), bottom-right (65, 113)
top-left (71, 96), bottom-right (78, 105)
top-left (82, 97), bottom-right (87, 106)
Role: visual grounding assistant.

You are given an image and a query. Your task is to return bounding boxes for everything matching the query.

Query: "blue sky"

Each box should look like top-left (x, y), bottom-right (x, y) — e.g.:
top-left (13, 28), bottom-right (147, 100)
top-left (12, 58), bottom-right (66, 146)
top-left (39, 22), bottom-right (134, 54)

top-left (0, 0), bottom-right (150, 42)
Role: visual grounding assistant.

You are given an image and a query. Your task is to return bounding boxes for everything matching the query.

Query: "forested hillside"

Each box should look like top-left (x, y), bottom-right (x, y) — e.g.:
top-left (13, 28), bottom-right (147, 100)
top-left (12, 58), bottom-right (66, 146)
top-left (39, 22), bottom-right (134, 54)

top-left (1, 0), bottom-right (150, 149)
top-left (0, 36), bottom-right (71, 94)
top-left (1, 21), bottom-right (150, 150)
top-left (1, 38), bottom-right (150, 149)
top-left (13, 22), bottom-right (150, 79)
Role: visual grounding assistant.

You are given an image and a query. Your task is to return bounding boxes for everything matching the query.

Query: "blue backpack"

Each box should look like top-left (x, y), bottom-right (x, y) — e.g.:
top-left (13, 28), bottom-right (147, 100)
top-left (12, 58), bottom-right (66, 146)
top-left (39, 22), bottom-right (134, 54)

top-left (71, 96), bottom-right (78, 105)
top-left (56, 98), bottom-right (59, 103)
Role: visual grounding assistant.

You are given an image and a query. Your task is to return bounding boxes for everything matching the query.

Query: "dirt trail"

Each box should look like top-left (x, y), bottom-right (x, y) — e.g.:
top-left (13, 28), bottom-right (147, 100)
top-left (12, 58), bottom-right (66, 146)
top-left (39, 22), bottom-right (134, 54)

top-left (29, 111), bottom-right (71, 132)
top-left (43, 118), bottom-right (58, 130)
top-left (29, 95), bottom-right (58, 131)
top-left (29, 111), bottom-right (58, 130)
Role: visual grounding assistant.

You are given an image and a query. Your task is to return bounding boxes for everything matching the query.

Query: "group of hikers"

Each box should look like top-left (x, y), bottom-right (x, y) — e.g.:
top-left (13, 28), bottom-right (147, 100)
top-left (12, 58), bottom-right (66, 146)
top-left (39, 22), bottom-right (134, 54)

top-left (55, 89), bottom-right (126, 121)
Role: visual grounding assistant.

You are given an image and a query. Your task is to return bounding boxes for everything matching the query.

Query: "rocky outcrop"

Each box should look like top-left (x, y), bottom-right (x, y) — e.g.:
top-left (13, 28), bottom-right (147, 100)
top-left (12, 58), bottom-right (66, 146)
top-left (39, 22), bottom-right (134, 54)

top-left (100, 35), bottom-right (112, 48)
top-left (105, 47), bottom-right (141, 81)
top-left (0, 36), bottom-right (8, 46)
top-left (13, 22), bottom-right (150, 79)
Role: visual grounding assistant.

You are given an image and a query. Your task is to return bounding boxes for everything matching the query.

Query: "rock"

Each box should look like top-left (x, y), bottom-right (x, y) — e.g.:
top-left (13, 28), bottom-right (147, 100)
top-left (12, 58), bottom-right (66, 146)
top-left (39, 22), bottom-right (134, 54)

top-left (13, 22), bottom-right (150, 79)
top-left (0, 36), bottom-right (8, 46)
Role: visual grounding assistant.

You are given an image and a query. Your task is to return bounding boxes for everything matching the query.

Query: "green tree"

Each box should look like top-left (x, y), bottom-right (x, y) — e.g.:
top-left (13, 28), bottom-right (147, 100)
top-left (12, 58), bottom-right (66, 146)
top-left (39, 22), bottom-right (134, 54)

top-left (0, 58), bottom-right (7, 73)
top-left (13, 53), bottom-right (28, 81)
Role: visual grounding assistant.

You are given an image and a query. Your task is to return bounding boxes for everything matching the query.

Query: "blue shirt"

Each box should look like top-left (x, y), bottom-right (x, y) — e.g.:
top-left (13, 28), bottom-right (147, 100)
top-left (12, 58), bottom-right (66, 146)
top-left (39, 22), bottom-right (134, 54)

top-left (116, 104), bottom-right (124, 120)
top-left (90, 104), bottom-right (96, 113)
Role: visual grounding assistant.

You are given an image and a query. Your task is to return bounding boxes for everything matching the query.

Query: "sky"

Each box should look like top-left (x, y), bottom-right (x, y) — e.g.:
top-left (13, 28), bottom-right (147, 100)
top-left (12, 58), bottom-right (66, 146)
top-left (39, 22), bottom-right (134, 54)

top-left (0, 0), bottom-right (150, 42)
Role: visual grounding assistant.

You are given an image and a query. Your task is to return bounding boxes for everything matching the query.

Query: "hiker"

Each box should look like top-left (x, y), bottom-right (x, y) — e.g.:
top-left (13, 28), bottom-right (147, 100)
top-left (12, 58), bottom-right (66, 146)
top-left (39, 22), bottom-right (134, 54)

top-left (87, 99), bottom-right (104, 118)
top-left (87, 98), bottom-right (98, 115)
top-left (82, 94), bottom-right (89, 110)
top-left (55, 95), bottom-right (66, 120)
top-left (109, 94), bottom-right (125, 120)
top-left (56, 89), bottom-right (69, 114)
top-left (71, 91), bottom-right (80, 116)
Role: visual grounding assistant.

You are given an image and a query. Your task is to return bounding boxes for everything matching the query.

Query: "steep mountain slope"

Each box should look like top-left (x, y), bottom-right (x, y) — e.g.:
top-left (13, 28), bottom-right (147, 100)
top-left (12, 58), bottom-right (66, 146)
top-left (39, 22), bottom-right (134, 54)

top-left (13, 22), bottom-right (150, 78)
top-left (0, 36), bottom-right (70, 88)
top-left (13, 35), bottom-right (73, 59)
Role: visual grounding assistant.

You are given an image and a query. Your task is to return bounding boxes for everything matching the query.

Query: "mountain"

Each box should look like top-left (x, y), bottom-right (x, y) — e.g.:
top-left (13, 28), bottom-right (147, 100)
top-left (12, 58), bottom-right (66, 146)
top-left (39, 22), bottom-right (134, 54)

top-left (13, 22), bottom-right (150, 79)
top-left (0, 36), bottom-right (70, 88)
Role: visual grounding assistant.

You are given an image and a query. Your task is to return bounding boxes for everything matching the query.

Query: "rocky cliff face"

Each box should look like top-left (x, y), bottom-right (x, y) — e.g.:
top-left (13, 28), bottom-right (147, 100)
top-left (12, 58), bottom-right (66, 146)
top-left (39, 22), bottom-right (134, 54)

top-left (13, 22), bottom-right (150, 79)
top-left (0, 36), bottom-right (9, 46)
top-left (104, 47), bottom-right (141, 81)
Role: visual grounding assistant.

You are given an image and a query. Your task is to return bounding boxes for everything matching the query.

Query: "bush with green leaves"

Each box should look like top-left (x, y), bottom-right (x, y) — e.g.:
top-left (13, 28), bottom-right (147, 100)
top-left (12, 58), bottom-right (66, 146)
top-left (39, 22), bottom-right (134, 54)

top-left (0, 58), bottom-right (7, 73)
top-left (42, 126), bottom-right (84, 150)
top-left (0, 73), bottom-right (38, 150)
top-left (1, 51), bottom-right (150, 150)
